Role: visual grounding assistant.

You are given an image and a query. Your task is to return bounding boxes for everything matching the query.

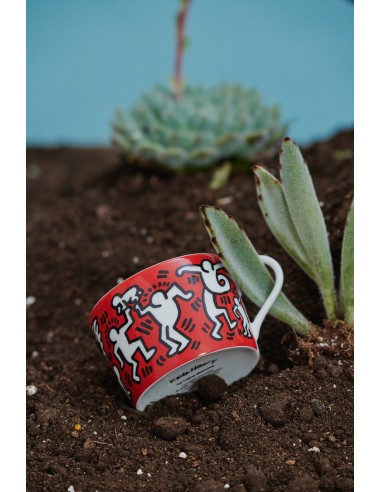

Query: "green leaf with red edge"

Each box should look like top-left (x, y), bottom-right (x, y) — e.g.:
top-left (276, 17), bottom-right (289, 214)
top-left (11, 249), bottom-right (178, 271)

top-left (279, 138), bottom-right (337, 320)
top-left (200, 205), bottom-right (313, 335)
top-left (254, 165), bottom-right (316, 281)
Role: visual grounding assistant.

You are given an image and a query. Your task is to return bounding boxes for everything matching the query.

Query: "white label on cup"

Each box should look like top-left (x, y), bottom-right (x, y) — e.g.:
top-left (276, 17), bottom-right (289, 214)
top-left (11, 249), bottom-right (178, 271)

top-left (136, 346), bottom-right (259, 411)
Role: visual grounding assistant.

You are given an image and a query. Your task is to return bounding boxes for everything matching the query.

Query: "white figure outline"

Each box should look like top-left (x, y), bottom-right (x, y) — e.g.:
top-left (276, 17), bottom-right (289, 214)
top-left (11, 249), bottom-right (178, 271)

top-left (92, 318), bottom-right (106, 355)
top-left (233, 297), bottom-right (252, 338)
top-left (111, 287), bottom-right (156, 383)
top-left (177, 260), bottom-right (237, 340)
top-left (112, 286), bottom-right (142, 315)
top-left (134, 283), bottom-right (193, 357)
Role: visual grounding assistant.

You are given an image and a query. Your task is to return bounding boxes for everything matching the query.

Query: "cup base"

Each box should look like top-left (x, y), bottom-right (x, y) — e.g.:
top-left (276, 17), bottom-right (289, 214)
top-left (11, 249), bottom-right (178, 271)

top-left (136, 346), bottom-right (259, 411)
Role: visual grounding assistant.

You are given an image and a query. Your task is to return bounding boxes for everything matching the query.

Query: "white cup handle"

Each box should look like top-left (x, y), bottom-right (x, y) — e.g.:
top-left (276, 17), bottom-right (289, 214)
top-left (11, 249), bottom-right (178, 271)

top-left (250, 255), bottom-right (284, 340)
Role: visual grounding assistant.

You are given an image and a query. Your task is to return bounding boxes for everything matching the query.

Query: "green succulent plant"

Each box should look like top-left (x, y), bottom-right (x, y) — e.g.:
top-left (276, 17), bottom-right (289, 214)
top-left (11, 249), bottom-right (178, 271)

top-left (112, 84), bottom-right (286, 172)
top-left (112, 0), bottom-right (286, 173)
top-left (201, 138), bottom-right (354, 335)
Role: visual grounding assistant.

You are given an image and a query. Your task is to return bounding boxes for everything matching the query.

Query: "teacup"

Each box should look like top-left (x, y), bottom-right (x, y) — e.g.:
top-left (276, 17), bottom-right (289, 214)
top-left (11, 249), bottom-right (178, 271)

top-left (90, 253), bottom-right (283, 410)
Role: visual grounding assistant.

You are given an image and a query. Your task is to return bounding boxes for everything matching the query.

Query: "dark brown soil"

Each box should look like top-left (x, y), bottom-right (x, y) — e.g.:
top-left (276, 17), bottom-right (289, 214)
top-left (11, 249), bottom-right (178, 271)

top-left (27, 129), bottom-right (354, 491)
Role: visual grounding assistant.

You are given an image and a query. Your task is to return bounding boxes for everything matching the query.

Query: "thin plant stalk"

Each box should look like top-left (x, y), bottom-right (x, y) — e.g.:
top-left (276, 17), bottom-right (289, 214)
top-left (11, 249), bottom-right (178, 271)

top-left (174, 0), bottom-right (192, 100)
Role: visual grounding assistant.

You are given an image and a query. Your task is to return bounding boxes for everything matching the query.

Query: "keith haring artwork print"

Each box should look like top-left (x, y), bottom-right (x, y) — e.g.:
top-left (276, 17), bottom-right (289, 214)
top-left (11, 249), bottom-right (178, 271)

top-left (90, 253), bottom-right (259, 408)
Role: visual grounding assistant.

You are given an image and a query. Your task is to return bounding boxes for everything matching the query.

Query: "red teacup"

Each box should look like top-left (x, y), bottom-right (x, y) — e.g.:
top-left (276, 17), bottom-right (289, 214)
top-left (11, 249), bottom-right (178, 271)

top-left (90, 253), bottom-right (283, 410)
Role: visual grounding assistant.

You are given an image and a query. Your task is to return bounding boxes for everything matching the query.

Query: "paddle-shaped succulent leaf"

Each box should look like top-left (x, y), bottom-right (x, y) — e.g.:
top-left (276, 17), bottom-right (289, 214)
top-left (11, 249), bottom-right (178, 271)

top-left (340, 201), bottom-right (354, 324)
top-left (112, 84), bottom-right (287, 172)
top-left (254, 138), bottom-right (337, 320)
top-left (254, 166), bottom-right (315, 281)
top-left (200, 205), bottom-right (312, 335)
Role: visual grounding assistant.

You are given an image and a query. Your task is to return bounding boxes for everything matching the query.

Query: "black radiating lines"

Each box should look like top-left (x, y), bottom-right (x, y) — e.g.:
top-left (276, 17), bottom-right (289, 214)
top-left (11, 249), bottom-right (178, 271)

top-left (181, 317), bottom-right (196, 333)
top-left (100, 310), bottom-right (108, 324)
top-left (157, 270), bottom-right (169, 279)
top-left (142, 365), bottom-right (153, 377)
top-left (220, 295), bottom-right (231, 305)
top-left (191, 340), bottom-right (201, 350)
top-left (156, 355), bottom-right (167, 367)
top-left (187, 275), bottom-right (200, 285)
top-left (191, 297), bottom-right (202, 312)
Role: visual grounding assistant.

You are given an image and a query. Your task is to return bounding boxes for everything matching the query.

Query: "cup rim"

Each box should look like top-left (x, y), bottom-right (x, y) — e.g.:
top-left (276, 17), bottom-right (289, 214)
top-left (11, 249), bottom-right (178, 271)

top-left (90, 252), bottom-right (220, 316)
top-left (136, 344), bottom-right (259, 411)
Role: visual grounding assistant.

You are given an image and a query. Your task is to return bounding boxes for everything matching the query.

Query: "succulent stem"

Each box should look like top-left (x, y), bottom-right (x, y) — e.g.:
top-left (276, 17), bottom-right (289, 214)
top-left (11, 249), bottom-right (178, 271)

top-left (320, 287), bottom-right (338, 321)
top-left (174, 0), bottom-right (192, 100)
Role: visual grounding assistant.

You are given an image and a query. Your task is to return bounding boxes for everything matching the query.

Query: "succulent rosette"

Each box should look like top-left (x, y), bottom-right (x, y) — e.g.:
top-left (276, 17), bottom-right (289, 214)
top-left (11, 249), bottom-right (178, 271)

top-left (112, 84), bottom-right (287, 171)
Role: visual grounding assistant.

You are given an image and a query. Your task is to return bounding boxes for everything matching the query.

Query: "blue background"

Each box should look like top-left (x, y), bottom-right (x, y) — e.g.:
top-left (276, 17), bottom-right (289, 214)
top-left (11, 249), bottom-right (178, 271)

top-left (27, 0), bottom-right (353, 146)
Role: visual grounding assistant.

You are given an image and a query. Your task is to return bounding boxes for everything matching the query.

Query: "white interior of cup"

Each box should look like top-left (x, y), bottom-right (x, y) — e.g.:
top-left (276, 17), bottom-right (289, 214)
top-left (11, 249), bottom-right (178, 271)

top-left (136, 346), bottom-right (259, 411)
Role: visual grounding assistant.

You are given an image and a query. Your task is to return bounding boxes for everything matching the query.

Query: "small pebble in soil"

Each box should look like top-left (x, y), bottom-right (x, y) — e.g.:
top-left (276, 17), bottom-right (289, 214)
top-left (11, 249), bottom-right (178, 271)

top-left (101, 250), bottom-right (110, 258)
top-left (96, 204), bottom-right (110, 220)
top-left (151, 416), bottom-right (189, 441)
top-left (46, 331), bottom-right (54, 342)
top-left (308, 446), bottom-right (321, 453)
top-left (196, 375), bottom-right (228, 403)
top-left (67, 486), bottom-right (75, 492)
top-left (137, 468), bottom-right (143, 476)
top-left (31, 351), bottom-right (39, 358)
top-left (216, 196), bottom-right (234, 206)
top-left (132, 256), bottom-right (140, 264)
top-left (116, 277), bottom-right (124, 284)
top-left (26, 296), bottom-right (36, 307)
top-left (178, 452), bottom-right (187, 459)
top-left (224, 485), bottom-right (230, 489)
top-left (120, 415), bottom-right (127, 420)
top-left (26, 385), bottom-right (37, 396)
top-left (308, 440), bottom-right (321, 449)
